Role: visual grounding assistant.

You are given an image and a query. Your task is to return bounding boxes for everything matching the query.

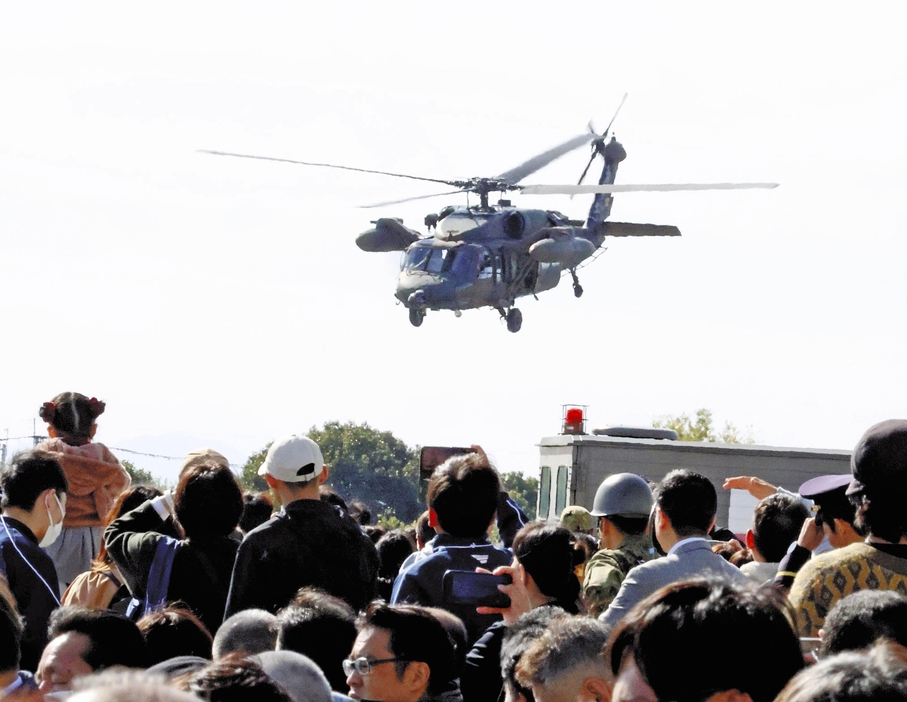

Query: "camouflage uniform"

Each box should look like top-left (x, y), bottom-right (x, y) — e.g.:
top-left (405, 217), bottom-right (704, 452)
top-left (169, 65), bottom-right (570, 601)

top-left (582, 533), bottom-right (654, 617)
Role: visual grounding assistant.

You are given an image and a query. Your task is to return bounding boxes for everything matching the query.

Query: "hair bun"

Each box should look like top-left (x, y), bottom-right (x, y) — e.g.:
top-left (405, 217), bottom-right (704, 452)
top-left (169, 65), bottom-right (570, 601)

top-left (87, 397), bottom-right (106, 418)
top-left (39, 401), bottom-right (57, 423)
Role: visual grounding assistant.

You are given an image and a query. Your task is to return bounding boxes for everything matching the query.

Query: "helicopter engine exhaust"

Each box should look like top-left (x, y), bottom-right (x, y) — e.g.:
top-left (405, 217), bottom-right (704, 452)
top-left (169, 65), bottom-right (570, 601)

top-left (528, 227), bottom-right (596, 269)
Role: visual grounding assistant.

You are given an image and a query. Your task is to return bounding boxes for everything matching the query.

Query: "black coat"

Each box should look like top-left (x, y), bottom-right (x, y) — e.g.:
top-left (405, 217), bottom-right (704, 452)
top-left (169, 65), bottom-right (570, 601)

top-left (224, 499), bottom-right (378, 618)
top-left (105, 501), bottom-right (239, 633)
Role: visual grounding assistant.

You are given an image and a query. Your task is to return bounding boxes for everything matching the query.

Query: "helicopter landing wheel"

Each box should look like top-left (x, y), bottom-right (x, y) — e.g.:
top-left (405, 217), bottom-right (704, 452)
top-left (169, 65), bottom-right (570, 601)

top-left (506, 308), bottom-right (522, 333)
top-left (570, 270), bottom-right (583, 298)
top-left (409, 307), bottom-right (425, 328)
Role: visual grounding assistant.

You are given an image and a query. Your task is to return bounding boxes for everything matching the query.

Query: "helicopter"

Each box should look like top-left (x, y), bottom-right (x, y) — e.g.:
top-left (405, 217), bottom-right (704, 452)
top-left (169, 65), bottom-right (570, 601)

top-left (201, 115), bottom-right (776, 332)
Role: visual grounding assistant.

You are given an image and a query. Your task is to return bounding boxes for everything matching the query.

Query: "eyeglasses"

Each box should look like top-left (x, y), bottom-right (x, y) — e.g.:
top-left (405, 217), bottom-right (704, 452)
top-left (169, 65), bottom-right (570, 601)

top-left (342, 657), bottom-right (408, 676)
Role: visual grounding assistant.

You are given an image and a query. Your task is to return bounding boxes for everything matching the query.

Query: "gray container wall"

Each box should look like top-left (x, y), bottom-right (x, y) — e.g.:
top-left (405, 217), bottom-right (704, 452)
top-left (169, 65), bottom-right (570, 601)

top-left (538, 436), bottom-right (851, 526)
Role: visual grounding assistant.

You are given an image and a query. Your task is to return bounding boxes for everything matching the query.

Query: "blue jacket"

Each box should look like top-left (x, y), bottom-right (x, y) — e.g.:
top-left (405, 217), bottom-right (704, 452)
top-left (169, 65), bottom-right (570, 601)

top-left (391, 534), bottom-right (513, 645)
top-left (0, 517), bottom-right (60, 672)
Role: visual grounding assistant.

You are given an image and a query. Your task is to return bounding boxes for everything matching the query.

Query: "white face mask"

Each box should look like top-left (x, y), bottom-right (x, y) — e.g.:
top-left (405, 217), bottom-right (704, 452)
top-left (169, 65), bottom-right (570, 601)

top-left (39, 493), bottom-right (65, 548)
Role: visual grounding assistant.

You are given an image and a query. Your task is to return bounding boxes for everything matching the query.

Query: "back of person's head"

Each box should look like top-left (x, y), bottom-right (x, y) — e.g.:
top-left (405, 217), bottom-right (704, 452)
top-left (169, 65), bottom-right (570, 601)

top-left (0, 585), bottom-right (21, 674)
top-left (359, 602), bottom-right (458, 695)
top-left (654, 469), bottom-right (717, 536)
top-left (516, 616), bottom-right (610, 690)
top-left (751, 492), bottom-right (809, 562)
top-left (137, 604), bottom-right (213, 665)
top-left (69, 670), bottom-right (201, 702)
top-left (775, 641), bottom-right (907, 702)
top-left (415, 510), bottom-right (436, 548)
top-left (609, 580), bottom-right (803, 702)
top-left (275, 588), bottom-right (356, 693)
top-left (178, 654), bottom-right (292, 702)
top-left (95, 485), bottom-right (163, 567)
top-left (1, 450), bottom-right (68, 510)
top-left (821, 591), bottom-right (907, 656)
top-left (423, 607), bottom-right (468, 678)
top-left (349, 501), bottom-right (372, 526)
top-left (174, 462), bottom-right (243, 539)
top-left (427, 452), bottom-right (501, 539)
top-left (364, 524), bottom-right (387, 544)
top-left (239, 492), bottom-right (273, 534)
top-left (255, 651), bottom-right (333, 702)
top-left (319, 485), bottom-right (348, 513)
top-left (500, 607), bottom-right (570, 702)
top-left (377, 530), bottom-right (415, 582)
top-left (48, 606), bottom-right (148, 670)
top-left (213, 609), bottom-right (277, 659)
top-left (39, 392), bottom-right (105, 439)
top-left (512, 522), bottom-right (583, 613)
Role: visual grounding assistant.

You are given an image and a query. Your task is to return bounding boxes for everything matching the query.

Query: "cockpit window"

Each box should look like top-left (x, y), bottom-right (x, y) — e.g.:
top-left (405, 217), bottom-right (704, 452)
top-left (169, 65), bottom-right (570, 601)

top-left (426, 248), bottom-right (454, 274)
top-left (404, 246), bottom-right (432, 271)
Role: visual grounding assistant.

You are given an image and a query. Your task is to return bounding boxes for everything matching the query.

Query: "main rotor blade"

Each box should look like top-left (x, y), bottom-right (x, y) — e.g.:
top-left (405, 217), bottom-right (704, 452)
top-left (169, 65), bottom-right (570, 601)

top-left (495, 133), bottom-right (594, 184)
top-left (521, 182), bottom-right (779, 195)
top-left (198, 150), bottom-right (458, 187)
top-left (577, 152), bottom-right (596, 186)
top-left (359, 190), bottom-right (464, 209)
top-left (601, 93), bottom-right (628, 139)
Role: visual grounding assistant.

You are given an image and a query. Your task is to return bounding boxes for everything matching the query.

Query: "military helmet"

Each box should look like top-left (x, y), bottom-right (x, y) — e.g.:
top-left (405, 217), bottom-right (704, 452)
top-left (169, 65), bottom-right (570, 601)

top-left (590, 472), bottom-right (653, 519)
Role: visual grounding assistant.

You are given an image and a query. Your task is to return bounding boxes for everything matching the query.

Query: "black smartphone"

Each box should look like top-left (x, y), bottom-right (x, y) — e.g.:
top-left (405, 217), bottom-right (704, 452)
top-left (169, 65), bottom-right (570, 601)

top-left (442, 570), bottom-right (512, 609)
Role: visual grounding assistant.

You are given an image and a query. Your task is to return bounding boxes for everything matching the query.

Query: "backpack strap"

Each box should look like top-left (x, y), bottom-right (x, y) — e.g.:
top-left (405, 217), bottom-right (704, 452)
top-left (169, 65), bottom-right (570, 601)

top-left (125, 536), bottom-right (181, 619)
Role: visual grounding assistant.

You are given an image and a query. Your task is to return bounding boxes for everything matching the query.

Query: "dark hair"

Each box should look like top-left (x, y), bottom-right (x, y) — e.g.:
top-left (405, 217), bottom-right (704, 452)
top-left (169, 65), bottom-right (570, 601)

top-left (609, 581), bottom-right (803, 702)
top-left (319, 485), bottom-right (348, 513)
top-left (605, 514), bottom-right (649, 537)
top-left (654, 470), bottom-right (717, 536)
top-left (427, 453), bottom-right (501, 539)
top-left (174, 463), bottom-right (243, 539)
top-left (359, 603), bottom-right (457, 695)
top-left (349, 501), bottom-right (372, 526)
top-left (275, 588), bottom-right (356, 693)
top-left (415, 510), bottom-right (436, 547)
top-left (376, 530), bottom-right (415, 601)
top-left (364, 525), bottom-right (387, 544)
top-left (39, 392), bottom-right (104, 439)
top-left (0, 584), bottom-right (21, 672)
top-left (48, 606), bottom-right (148, 670)
top-left (512, 522), bottom-right (583, 614)
top-left (775, 642), bottom-right (907, 702)
top-left (239, 492), bottom-right (273, 534)
top-left (852, 492), bottom-right (907, 543)
top-left (94, 485), bottom-right (163, 568)
top-left (821, 591), bottom-right (907, 656)
top-left (180, 654), bottom-right (292, 702)
top-left (729, 547), bottom-right (754, 567)
top-left (752, 493), bottom-right (809, 562)
top-left (1, 450), bottom-right (68, 510)
top-left (516, 616), bottom-right (610, 688)
top-left (815, 490), bottom-right (858, 531)
top-left (137, 604), bottom-right (213, 665)
top-left (499, 607), bottom-right (570, 702)
top-left (572, 532), bottom-right (598, 564)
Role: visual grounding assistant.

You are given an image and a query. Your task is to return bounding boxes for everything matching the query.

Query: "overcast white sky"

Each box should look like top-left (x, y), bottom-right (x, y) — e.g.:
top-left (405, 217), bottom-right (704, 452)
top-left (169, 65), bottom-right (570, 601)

top-left (2, 2), bottom-right (905, 485)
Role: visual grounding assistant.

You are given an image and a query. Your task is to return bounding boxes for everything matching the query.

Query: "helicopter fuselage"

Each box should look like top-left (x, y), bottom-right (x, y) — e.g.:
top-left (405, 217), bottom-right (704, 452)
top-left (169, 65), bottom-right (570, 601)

top-left (393, 208), bottom-right (566, 313)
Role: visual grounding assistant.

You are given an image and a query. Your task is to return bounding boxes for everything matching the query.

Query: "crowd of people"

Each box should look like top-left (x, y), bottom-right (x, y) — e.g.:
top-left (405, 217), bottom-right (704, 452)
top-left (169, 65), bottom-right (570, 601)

top-left (2, 391), bottom-right (907, 702)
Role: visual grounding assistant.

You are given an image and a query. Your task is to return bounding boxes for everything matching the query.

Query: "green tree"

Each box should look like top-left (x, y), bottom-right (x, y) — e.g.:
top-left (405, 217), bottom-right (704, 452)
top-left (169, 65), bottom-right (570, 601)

top-left (653, 408), bottom-right (754, 444)
top-left (122, 460), bottom-right (168, 490)
top-left (500, 471), bottom-right (539, 519)
top-left (239, 444), bottom-right (270, 492)
top-left (239, 422), bottom-right (422, 522)
top-left (311, 421), bottom-right (422, 523)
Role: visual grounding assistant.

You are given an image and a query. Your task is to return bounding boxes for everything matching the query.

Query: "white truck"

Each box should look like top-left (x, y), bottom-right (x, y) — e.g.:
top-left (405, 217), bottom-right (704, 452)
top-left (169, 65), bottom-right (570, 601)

top-left (537, 431), bottom-right (851, 533)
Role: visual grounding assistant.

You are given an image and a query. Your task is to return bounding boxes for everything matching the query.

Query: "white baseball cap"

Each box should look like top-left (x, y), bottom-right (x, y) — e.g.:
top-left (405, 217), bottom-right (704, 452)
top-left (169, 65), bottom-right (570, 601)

top-left (258, 434), bottom-right (325, 483)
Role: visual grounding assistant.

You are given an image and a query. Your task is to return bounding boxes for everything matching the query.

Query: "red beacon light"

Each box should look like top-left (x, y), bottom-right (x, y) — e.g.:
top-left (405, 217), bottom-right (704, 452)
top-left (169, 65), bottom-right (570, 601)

top-left (562, 405), bottom-right (587, 435)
